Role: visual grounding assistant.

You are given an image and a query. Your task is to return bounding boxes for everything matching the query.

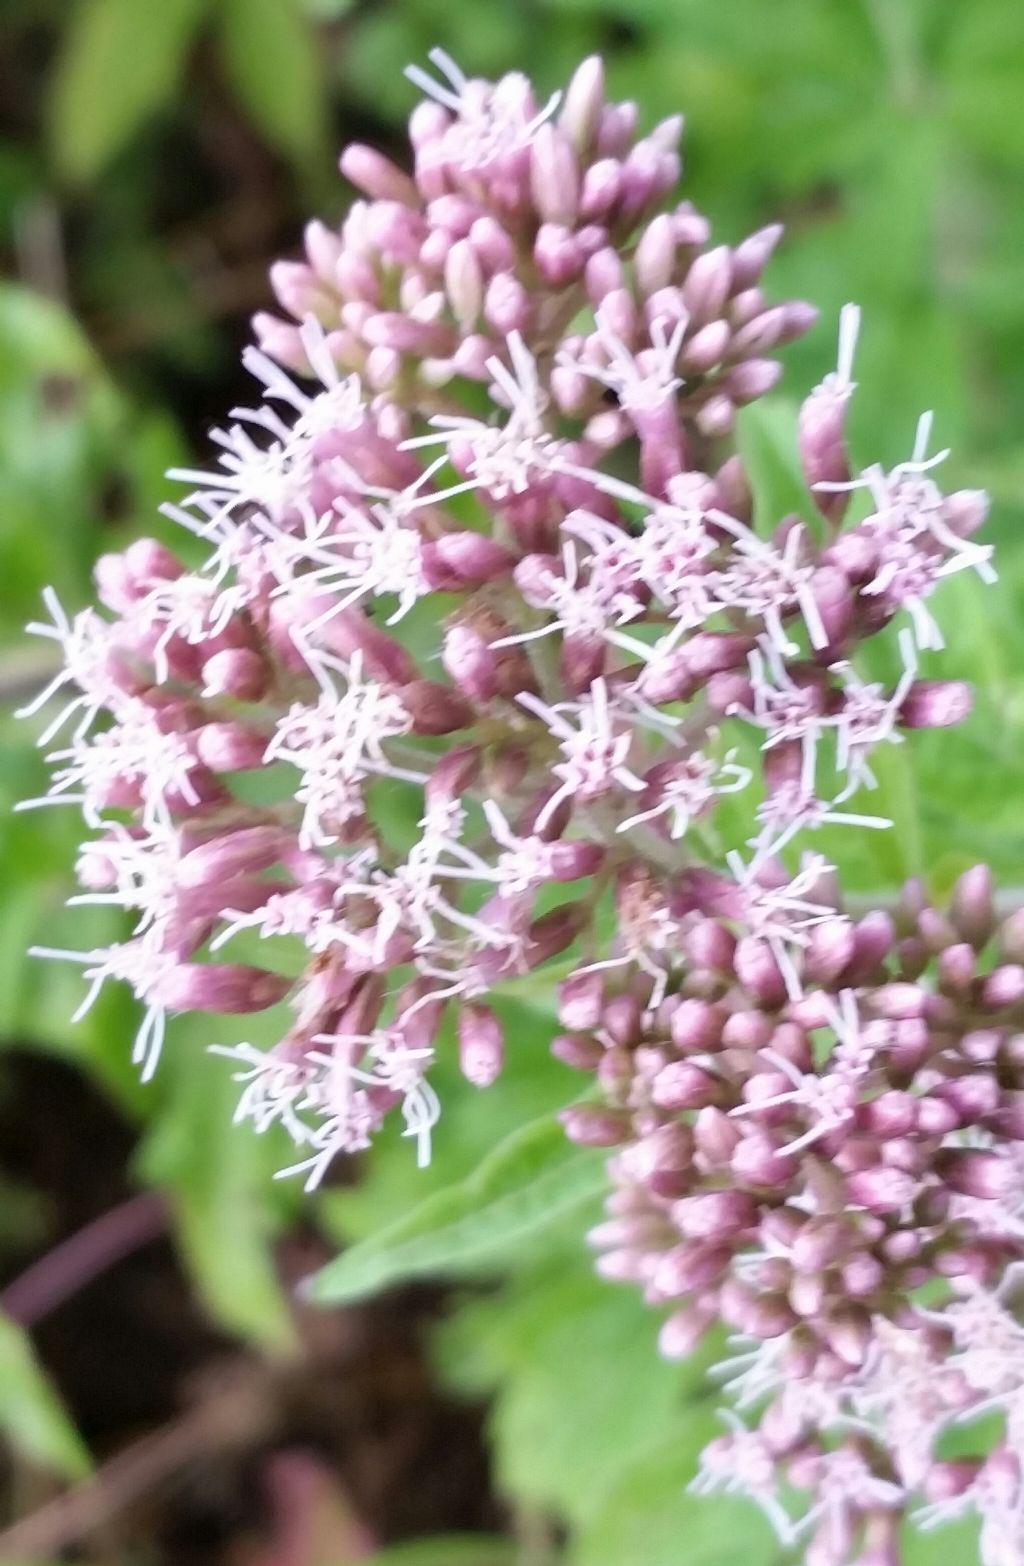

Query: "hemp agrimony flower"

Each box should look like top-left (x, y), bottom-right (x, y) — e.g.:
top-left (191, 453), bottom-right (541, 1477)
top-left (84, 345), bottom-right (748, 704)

top-left (21, 49), bottom-right (1015, 1565)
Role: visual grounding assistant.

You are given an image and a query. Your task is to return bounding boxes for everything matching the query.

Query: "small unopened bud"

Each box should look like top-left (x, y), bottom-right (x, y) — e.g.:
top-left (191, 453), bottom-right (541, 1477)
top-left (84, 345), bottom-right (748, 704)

top-left (559, 55), bottom-right (605, 152)
top-left (634, 213), bottom-right (677, 295)
top-left (652, 1242), bottom-right (730, 1298)
top-left (195, 722), bottom-right (270, 773)
top-left (658, 1304), bottom-right (713, 1358)
top-left (900, 679), bottom-right (973, 730)
top-left (982, 964), bottom-right (1024, 1009)
top-left (840, 1252), bottom-right (885, 1298)
top-left (580, 159), bottom-right (623, 221)
top-left (530, 119), bottom-right (578, 215)
top-left (557, 972), bottom-right (605, 1032)
top-left (727, 358), bottom-right (783, 403)
top-left (178, 826), bottom-right (287, 888)
top-left (201, 648), bottom-right (268, 701)
top-left (670, 998), bottom-right (726, 1053)
top-left (560, 1105), bottom-right (630, 1147)
top-left (845, 1166), bottom-right (917, 1213)
top-left (161, 963), bottom-right (291, 1016)
top-left (458, 1005), bottom-right (505, 1088)
top-left (602, 992), bottom-right (643, 1048)
top-left (444, 238), bottom-right (484, 330)
top-left (790, 1218), bottom-right (849, 1274)
top-left (422, 532), bottom-right (515, 590)
top-left (681, 246), bottom-right (732, 322)
top-left (340, 143), bottom-right (418, 204)
top-left (730, 223), bottom-right (784, 290)
top-left (937, 942), bottom-right (976, 993)
top-left (425, 745), bottom-right (482, 805)
top-left (363, 311), bottom-right (452, 357)
top-left (870, 982), bottom-right (928, 1020)
top-left (320, 610), bottom-right (417, 684)
top-left (680, 318), bottom-right (730, 373)
top-left (734, 937), bottom-right (788, 1007)
top-left (694, 393), bottom-right (735, 437)
top-left (399, 679), bottom-right (473, 735)
top-left (484, 272), bottom-right (532, 335)
top-left (683, 919), bottom-right (736, 972)
top-left (942, 488), bottom-right (989, 539)
top-left (731, 1131), bottom-right (797, 1188)
top-left (651, 1061), bottom-right (721, 1111)
top-left (672, 1190), bottom-right (755, 1241)
top-left (550, 1032), bottom-right (603, 1071)
top-left (950, 863), bottom-right (995, 948)
top-left (535, 224), bottom-right (586, 288)
top-left (935, 1148), bottom-right (1015, 1200)
top-left (825, 1306), bottom-right (871, 1367)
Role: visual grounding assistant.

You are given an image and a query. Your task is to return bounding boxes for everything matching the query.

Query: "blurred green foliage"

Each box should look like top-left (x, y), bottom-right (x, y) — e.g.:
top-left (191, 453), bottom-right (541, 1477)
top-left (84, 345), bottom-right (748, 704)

top-left (2, 0), bottom-right (1024, 1560)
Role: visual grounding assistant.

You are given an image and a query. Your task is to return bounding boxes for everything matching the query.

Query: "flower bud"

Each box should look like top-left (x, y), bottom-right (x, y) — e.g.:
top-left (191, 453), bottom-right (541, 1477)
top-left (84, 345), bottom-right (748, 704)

top-left (160, 963), bottom-right (291, 1015)
top-left (340, 143), bottom-right (419, 205)
top-left (949, 863), bottom-right (995, 948)
top-left (734, 937), bottom-right (788, 1007)
top-left (530, 124), bottom-right (580, 226)
top-left (670, 998), bottom-right (726, 1053)
top-left (557, 973), bottom-right (605, 1032)
top-left (982, 964), bottom-right (1024, 1009)
top-left (550, 1032), bottom-right (603, 1071)
top-left (399, 680), bottom-right (473, 735)
top-left (845, 1167), bottom-right (917, 1213)
top-left (652, 1242), bottom-right (730, 1298)
top-left (658, 1304), bottom-right (713, 1358)
top-left (672, 1190), bottom-right (755, 1241)
top-left (651, 1061), bottom-right (721, 1111)
top-left (900, 679), bottom-right (973, 730)
top-left (682, 246), bottom-right (732, 322)
top-left (458, 1005), bottom-right (505, 1088)
top-left (731, 1131), bottom-right (797, 1188)
top-left (201, 648), bottom-right (269, 702)
top-left (195, 721), bottom-right (270, 773)
top-left (422, 532), bottom-right (516, 591)
top-left (560, 1105), bottom-right (631, 1147)
top-left (935, 1148), bottom-right (1015, 1199)
top-left (444, 238), bottom-right (484, 330)
top-left (602, 992), bottom-right (643, 1048)
top-left (484, 272), bottom-right (532, 335)
top-left (559, 55), bottom-right (605, 152)
top-left (178, 826), bottom-right (288, 888)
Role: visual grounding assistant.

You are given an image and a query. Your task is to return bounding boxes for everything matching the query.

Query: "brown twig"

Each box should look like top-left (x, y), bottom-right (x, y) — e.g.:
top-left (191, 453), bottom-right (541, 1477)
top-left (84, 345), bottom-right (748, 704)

top-left (0, 1361), bottom-right (275, 1560)
top-left (0, 1191), bottom-right (168, 1328)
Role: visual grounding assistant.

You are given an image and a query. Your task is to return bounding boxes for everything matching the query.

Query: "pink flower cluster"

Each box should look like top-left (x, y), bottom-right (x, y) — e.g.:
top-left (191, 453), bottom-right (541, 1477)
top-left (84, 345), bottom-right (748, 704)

top-left (20, 51), bottom-right (1011, 1562)
top-left (566, 872), bottom-right (1024, 1564)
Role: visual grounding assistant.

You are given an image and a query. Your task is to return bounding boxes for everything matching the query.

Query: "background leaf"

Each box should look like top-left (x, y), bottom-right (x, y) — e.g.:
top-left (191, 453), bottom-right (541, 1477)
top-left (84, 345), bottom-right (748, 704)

top-left (363, 1538), bottom-right (515, 1566)
top-left (216, 0), bottom-right (326, 166)
top-left (312, 1114), bottom-right (606, 1304)
top-left (0, 1314), bottom-right (90, 1479)
top-left (49, 0), bottom-right (208, 182)
top-left (138, 1020), bottom-right (296, 1348)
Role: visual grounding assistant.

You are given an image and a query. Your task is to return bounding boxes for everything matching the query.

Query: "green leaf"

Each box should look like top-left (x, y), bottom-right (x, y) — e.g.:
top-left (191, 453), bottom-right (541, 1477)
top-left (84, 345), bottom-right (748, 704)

top-left (311, 1114), bottom-right (607, 1304)
top-left (438, 1257), bottom-right (720, 1531)
top-left (216, 0), bottom-right (325, 164)
top-left (364, 1539), bottom-right (515, 1566)
top-left (900, 1512), bottom-right (979, 1565)
top-left (138, 1025), bottom-right (295, 1348)
top-left (320, 996), bottom-right (581, 1243)
top-left (0, 1315), bottom-right (90, 1478)
top-left (302, 0), bottom-right (356, 16)
top-left (568, 1426), bottom-right (776, 1566)
top-left (49, 0), bottom-right (208, 182)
